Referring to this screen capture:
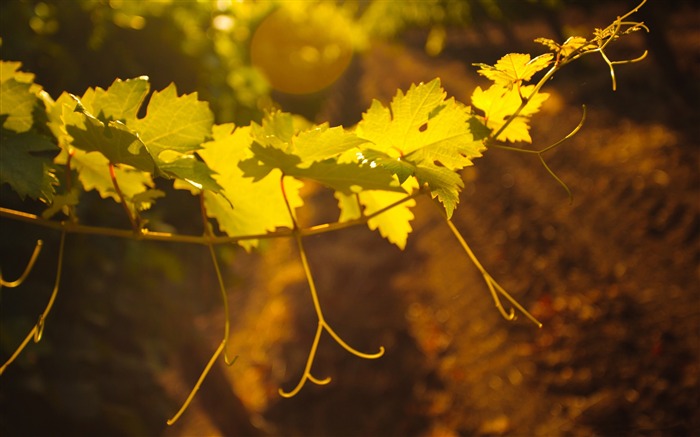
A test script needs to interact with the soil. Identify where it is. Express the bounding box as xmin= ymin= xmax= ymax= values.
xmin=165 ymin=2 xmax=700 ymax=436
